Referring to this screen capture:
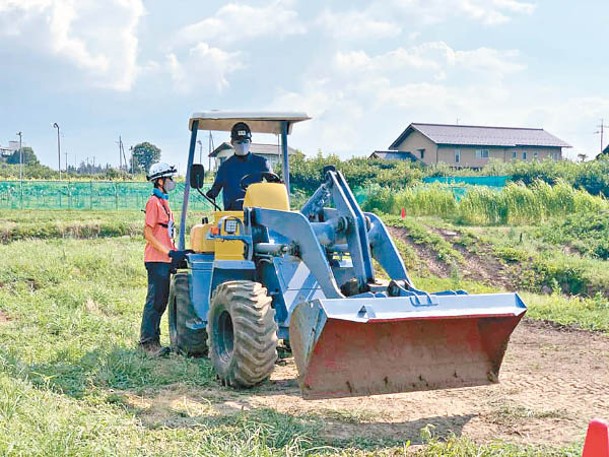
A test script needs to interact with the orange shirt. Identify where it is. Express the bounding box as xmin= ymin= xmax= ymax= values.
xmin=144 ymin=195 xmax=176 ymax=263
